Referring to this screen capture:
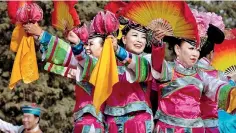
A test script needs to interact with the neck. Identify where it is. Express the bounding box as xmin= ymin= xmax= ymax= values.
xmin=175 ymin=59 xmax=191 ymax=69
xmin=25 ymin=124 xmax=40 ymax=132
xmin=201 ymin=57 xmax=211 ymax=65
